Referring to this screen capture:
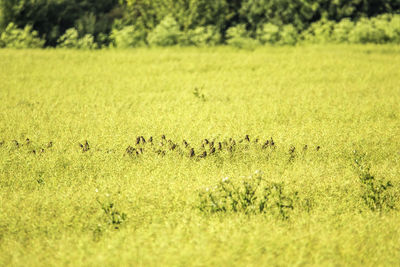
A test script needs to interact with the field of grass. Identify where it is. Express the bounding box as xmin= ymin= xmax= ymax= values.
xmin=0 ymin=45 xmax=400 ymax=266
